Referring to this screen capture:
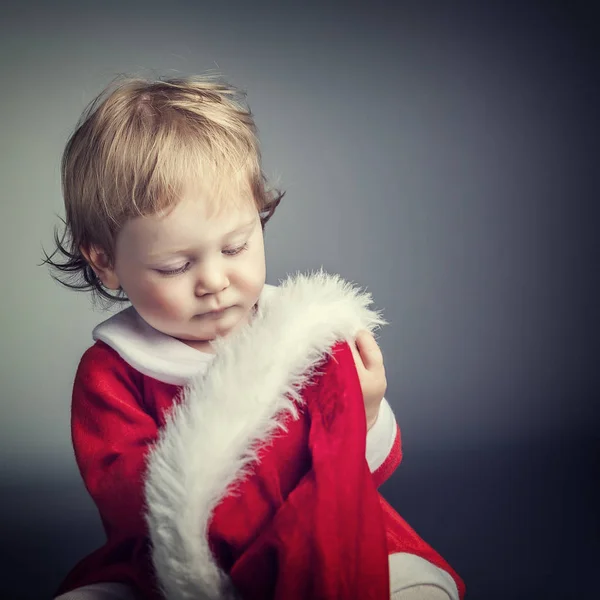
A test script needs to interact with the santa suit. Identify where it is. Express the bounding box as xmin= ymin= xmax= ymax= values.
xmin=55 ymin=272 xmax=464 ymax=600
